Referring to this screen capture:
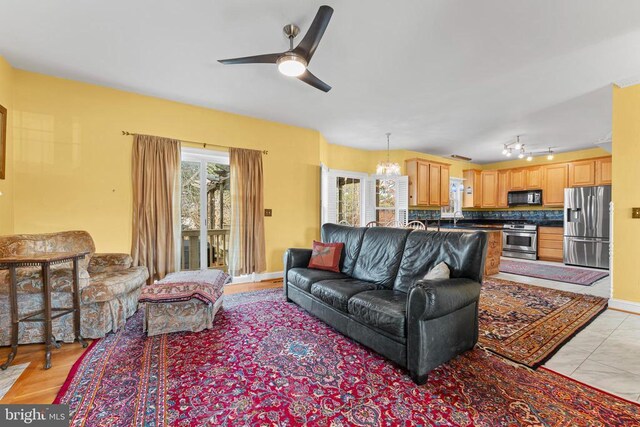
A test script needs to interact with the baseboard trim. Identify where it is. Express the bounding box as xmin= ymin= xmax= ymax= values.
xmin=230 ymin=271 xmax=283 ymax=284
xmin=608 ymin=298 xmax=640 ymax=315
